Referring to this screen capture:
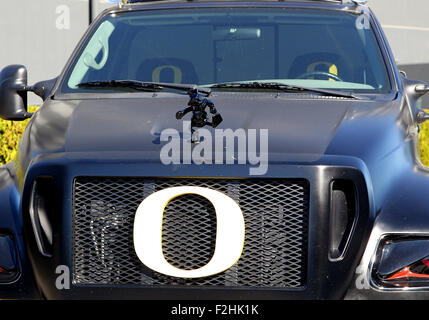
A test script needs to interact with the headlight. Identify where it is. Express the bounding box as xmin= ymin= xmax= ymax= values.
xmin=372 ymin=238 xmax=429 ymax=289
xmin=0 ymin=234 xmax=18 ymax=281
